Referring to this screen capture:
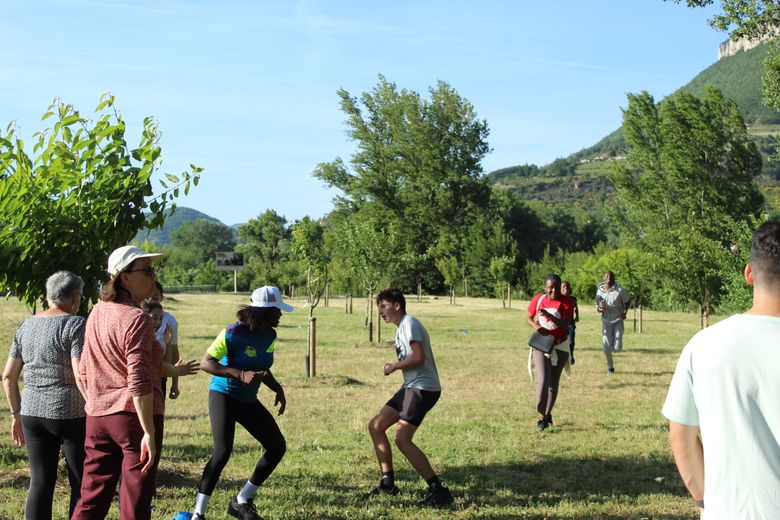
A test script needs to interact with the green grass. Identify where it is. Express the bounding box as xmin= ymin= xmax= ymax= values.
xmin=0 ymin=294 xmax=705 ymax=519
